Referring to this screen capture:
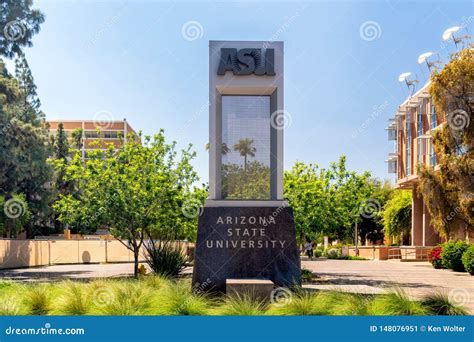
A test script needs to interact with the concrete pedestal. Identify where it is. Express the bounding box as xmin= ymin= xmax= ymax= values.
xmin=192 ymin=206 xmax=301 ymax=293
